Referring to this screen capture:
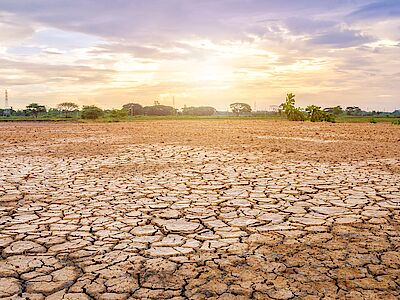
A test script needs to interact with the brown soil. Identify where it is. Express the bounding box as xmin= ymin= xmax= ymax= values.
xmin=0 ymin=121 xmax=399 ymax=299
xmin=0 ymin=120 xmax=399 ymax=163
